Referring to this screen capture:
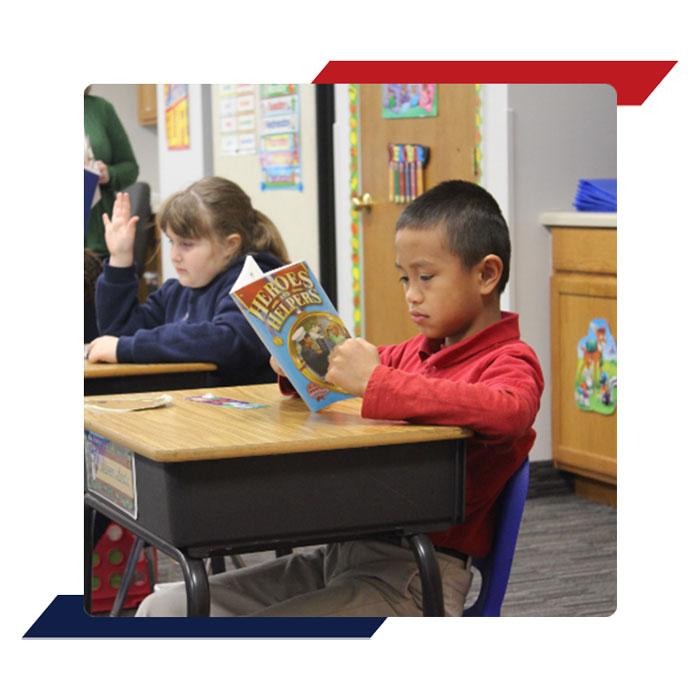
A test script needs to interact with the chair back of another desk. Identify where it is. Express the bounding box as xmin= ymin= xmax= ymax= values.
xmin=463 ymin=457 xmax=530 ymax=617
xmin=125 ymin=182 xmax=153 ymax=276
